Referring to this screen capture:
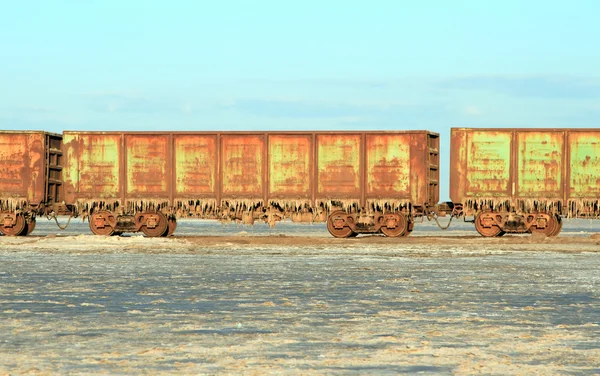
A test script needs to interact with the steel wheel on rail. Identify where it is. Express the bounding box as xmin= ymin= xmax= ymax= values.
xmin=400 ymin=220 xmax=414 ymax=237
xmin=551 ymin=215 xmax=563 ymax=236
xmin=474 ymin=211 xmax=504 ymax=237
xmin=0 ymin=212 xmax=27 ymax=236
xmin=24 ymin=218 xmax=36 ymax=235
xmin=531 ymin=213 xmax=560 ymax=237
xmin=380 ymin=213 xmax=407 ymax=237
xmin=89 ymin=210 xmax=117 ymax=236
xmin=141 ymin=212 xmax=169 ymax=237
xmin=163 ymin=217 xmax=177 ymax=237
xmin=327 ymin=210 xmax=355 ymax=238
